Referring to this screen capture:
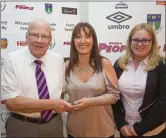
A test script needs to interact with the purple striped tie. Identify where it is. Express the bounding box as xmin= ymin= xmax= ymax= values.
xmin=34 ymin=60 xmax=52 ymax=121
